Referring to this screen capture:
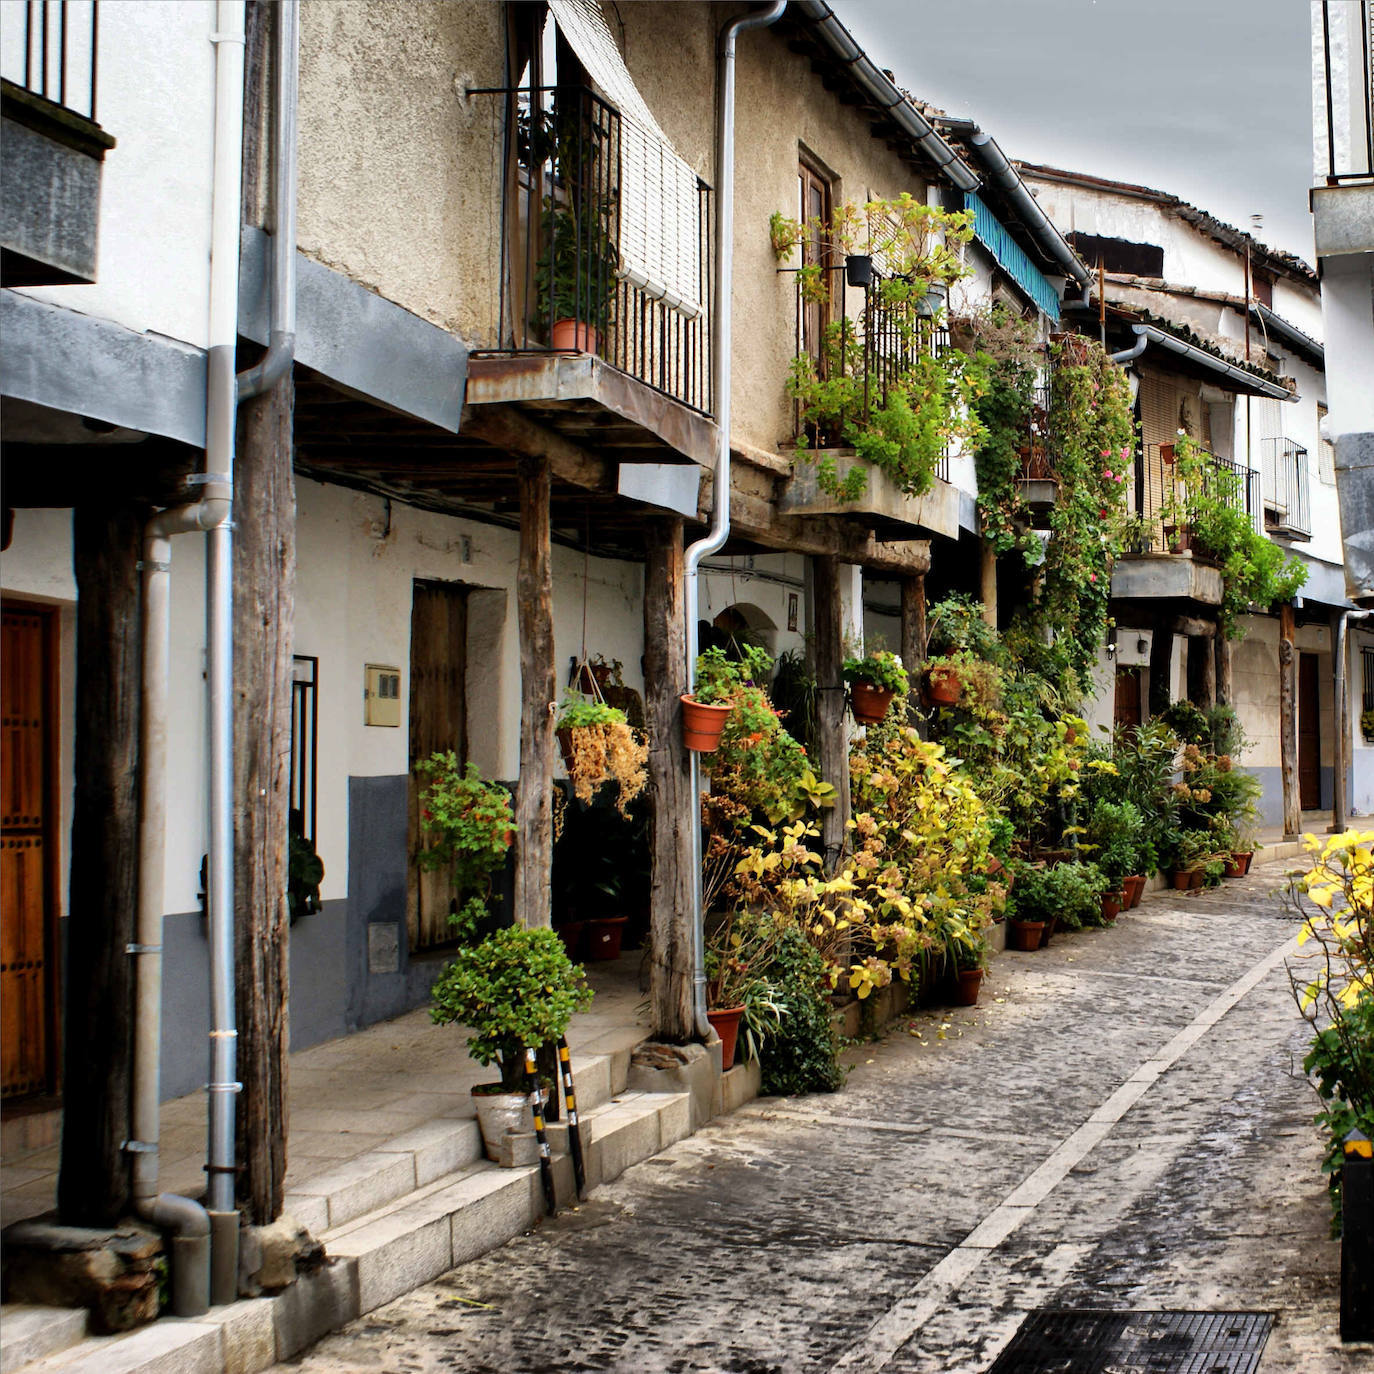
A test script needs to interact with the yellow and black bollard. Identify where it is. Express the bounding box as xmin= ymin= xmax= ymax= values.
xmin=525 ymin=1045 xmax=557 ymax=1216
xmin=557 ymin=1037 xmax=586 ymax=1198
xmin=1342 ymin=1128 xmax=1373 ymax=1342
